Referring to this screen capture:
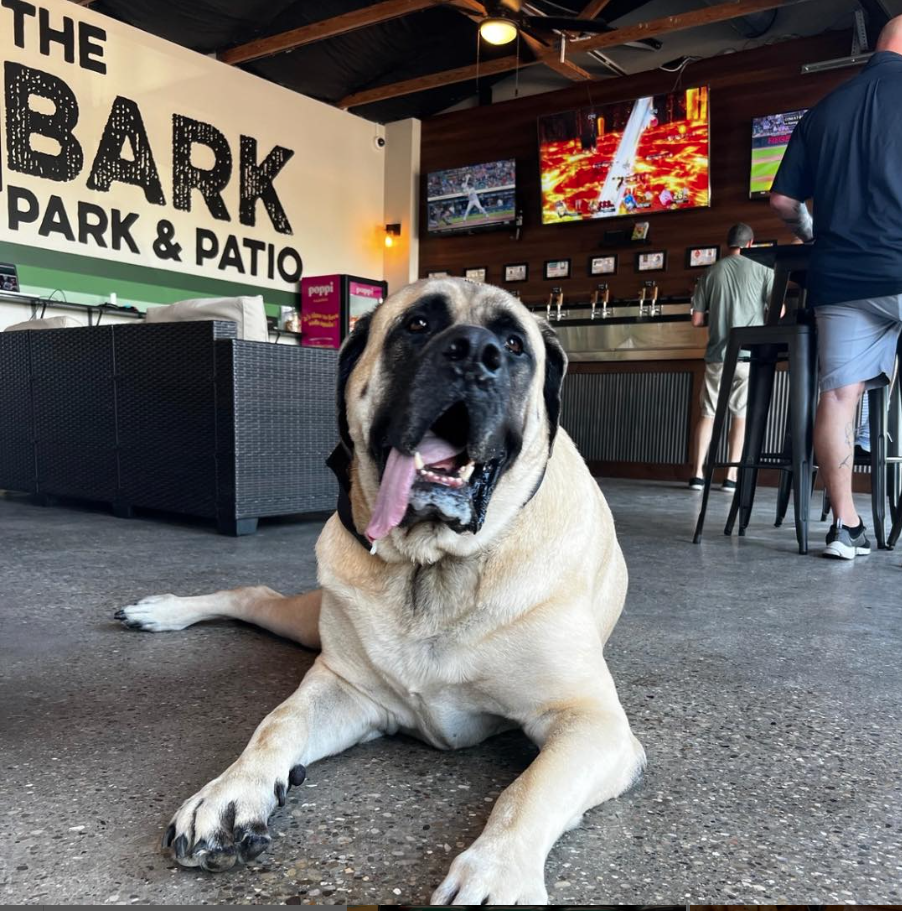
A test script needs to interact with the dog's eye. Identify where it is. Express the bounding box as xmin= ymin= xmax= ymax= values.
xmin=505 ymin=335 xmax=524 ymax=355
xmin=407 ymin=317 xmax=429 ymax=333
